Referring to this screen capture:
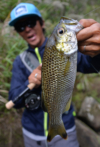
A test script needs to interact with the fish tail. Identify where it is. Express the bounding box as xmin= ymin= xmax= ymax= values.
xmin=47 ymin=122 xmax=67 ymax=142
